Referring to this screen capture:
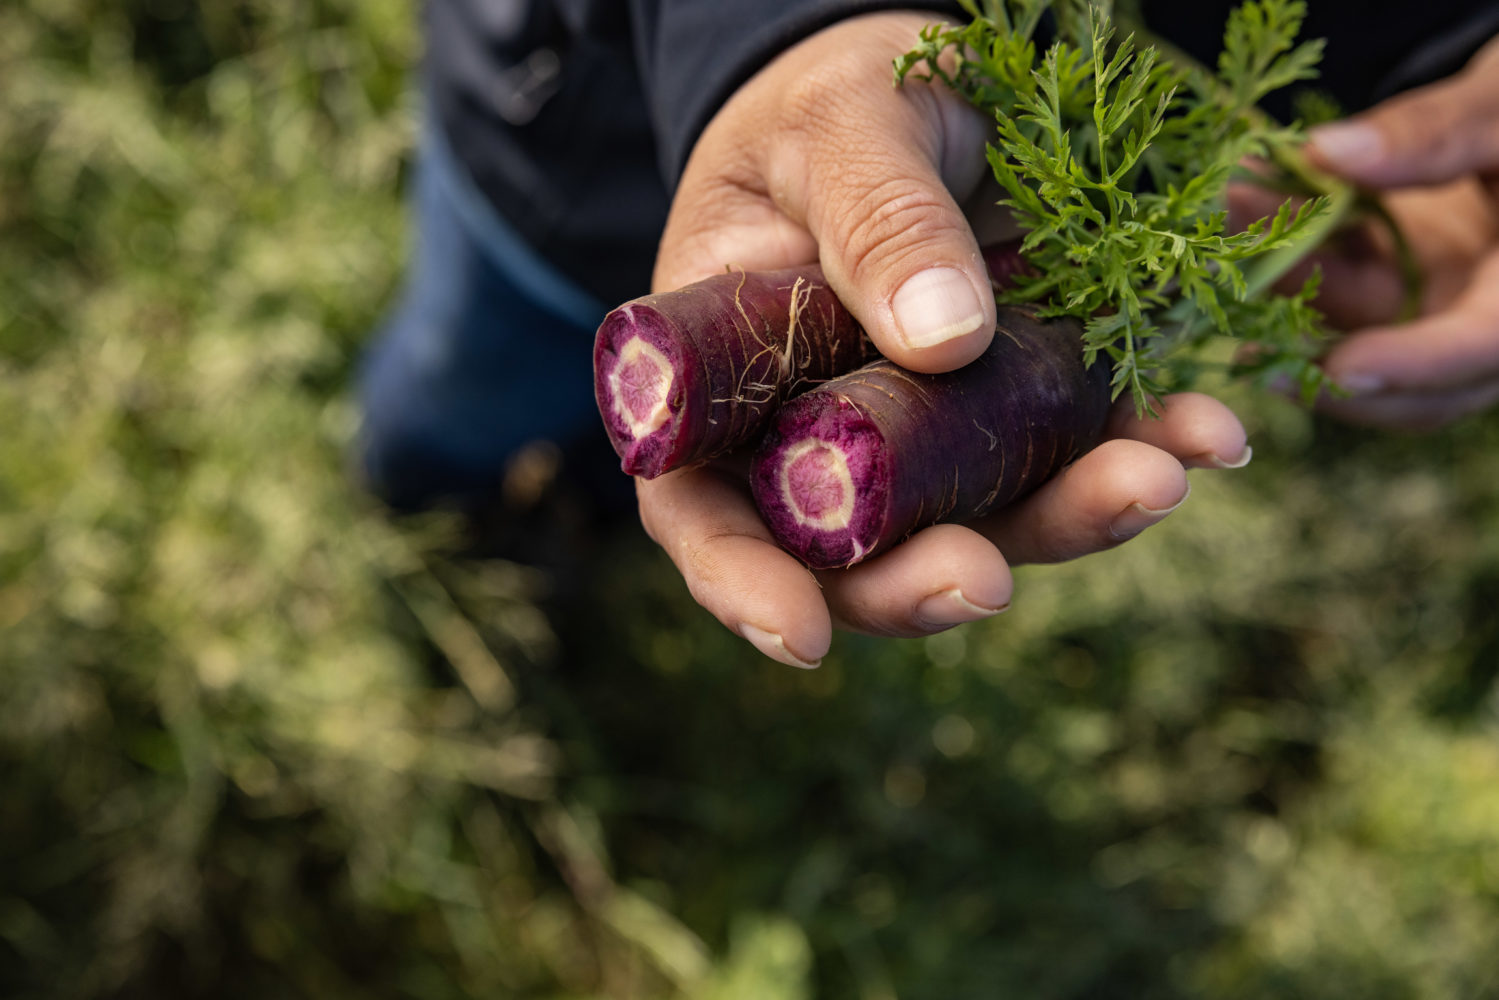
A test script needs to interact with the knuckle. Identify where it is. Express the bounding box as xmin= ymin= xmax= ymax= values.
xmin=774 ymin=57 xmax=853 ymax=134
xmin=831 ymin=174 xmax=966 ymax=283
